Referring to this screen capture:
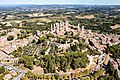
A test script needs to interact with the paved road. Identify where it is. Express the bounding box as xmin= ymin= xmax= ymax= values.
xmin=0 ymin=63 xmax=27 ymax=80
xmin=92 ymin=53 xmax=106 ymax=72
xmin=13 ymin=72 xmax=26 ymax=80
